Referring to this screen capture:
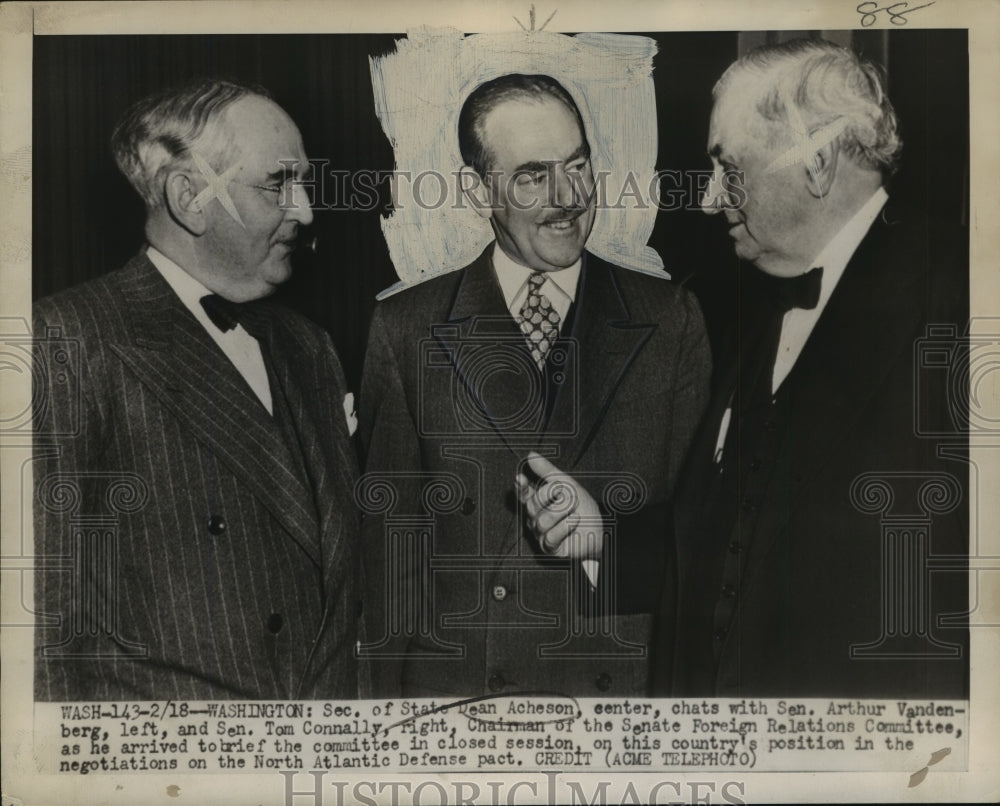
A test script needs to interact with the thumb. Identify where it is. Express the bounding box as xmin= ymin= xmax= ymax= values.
xmin=525 ymin=451 xmax=561 ymax=480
